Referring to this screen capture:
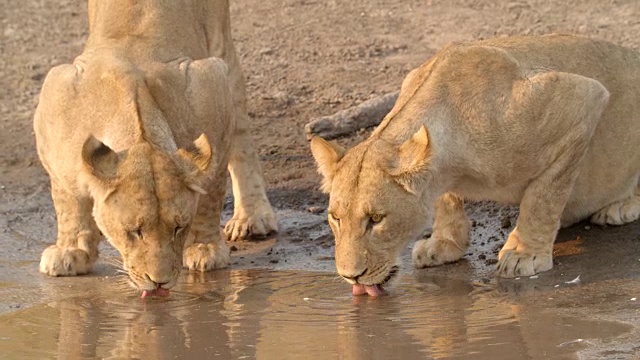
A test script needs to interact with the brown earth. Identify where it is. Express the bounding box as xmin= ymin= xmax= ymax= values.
xmin=3 ymin=0 xmax=640 ymax=208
